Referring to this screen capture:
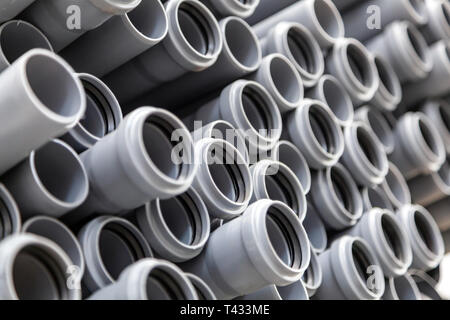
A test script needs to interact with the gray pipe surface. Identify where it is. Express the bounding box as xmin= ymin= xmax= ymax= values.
xmin=0 ymin=0 xmax=35 ymax=23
